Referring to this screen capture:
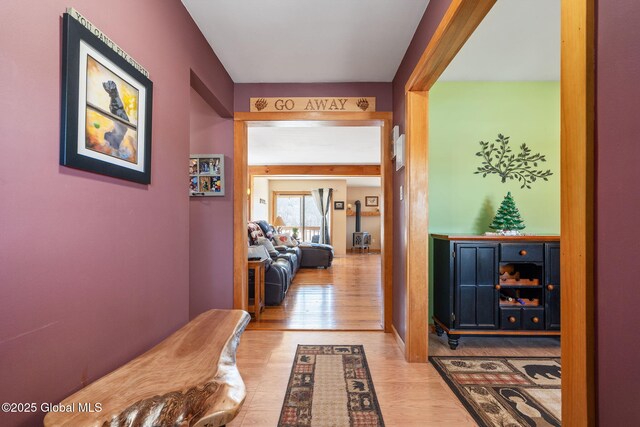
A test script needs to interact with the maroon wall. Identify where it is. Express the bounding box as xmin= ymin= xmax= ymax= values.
xmin=0 ymin=1 xmax=233 ymax=425
xmin=391 ymin=1 xmax=453 ymax=340
xmin=234 ymin=82 xmax=393 ymax=112
xmin=189 ymin=88 xmax=234 ymax=318
xmin=595 ymin=0 xmax=640 ymax=424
